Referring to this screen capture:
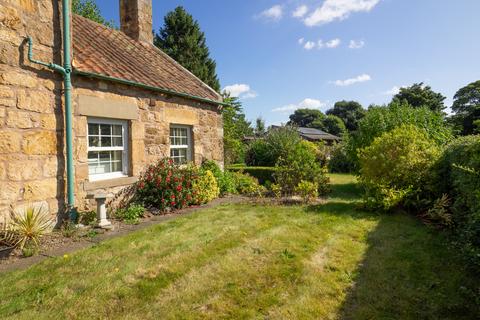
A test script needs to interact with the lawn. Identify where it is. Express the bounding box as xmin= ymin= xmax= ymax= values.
xmin=0 ymin=174 xmax=478 ymax=319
